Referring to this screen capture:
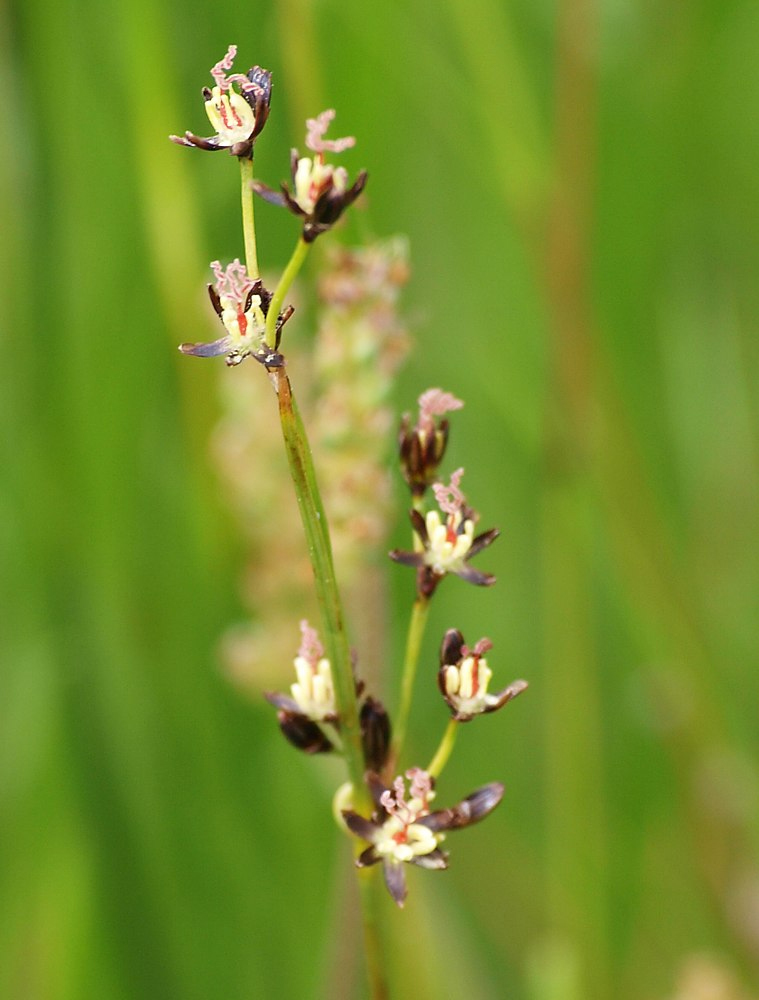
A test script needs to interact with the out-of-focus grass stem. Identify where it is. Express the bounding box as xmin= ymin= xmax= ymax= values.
xmin=541 ymin=0 xmax=607 ymax=994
